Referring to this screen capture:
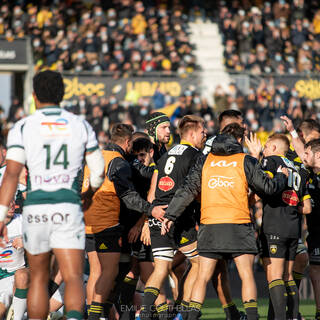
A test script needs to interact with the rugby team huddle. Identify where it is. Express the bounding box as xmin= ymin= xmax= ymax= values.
xmin=0 ymin=70 xmax=319 ymax=320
